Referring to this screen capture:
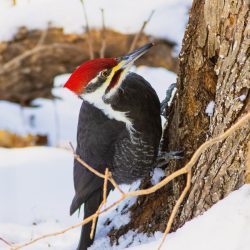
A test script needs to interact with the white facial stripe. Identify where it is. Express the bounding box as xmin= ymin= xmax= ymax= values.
xmin=80 ymin=70 xmax=133 ymax=130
